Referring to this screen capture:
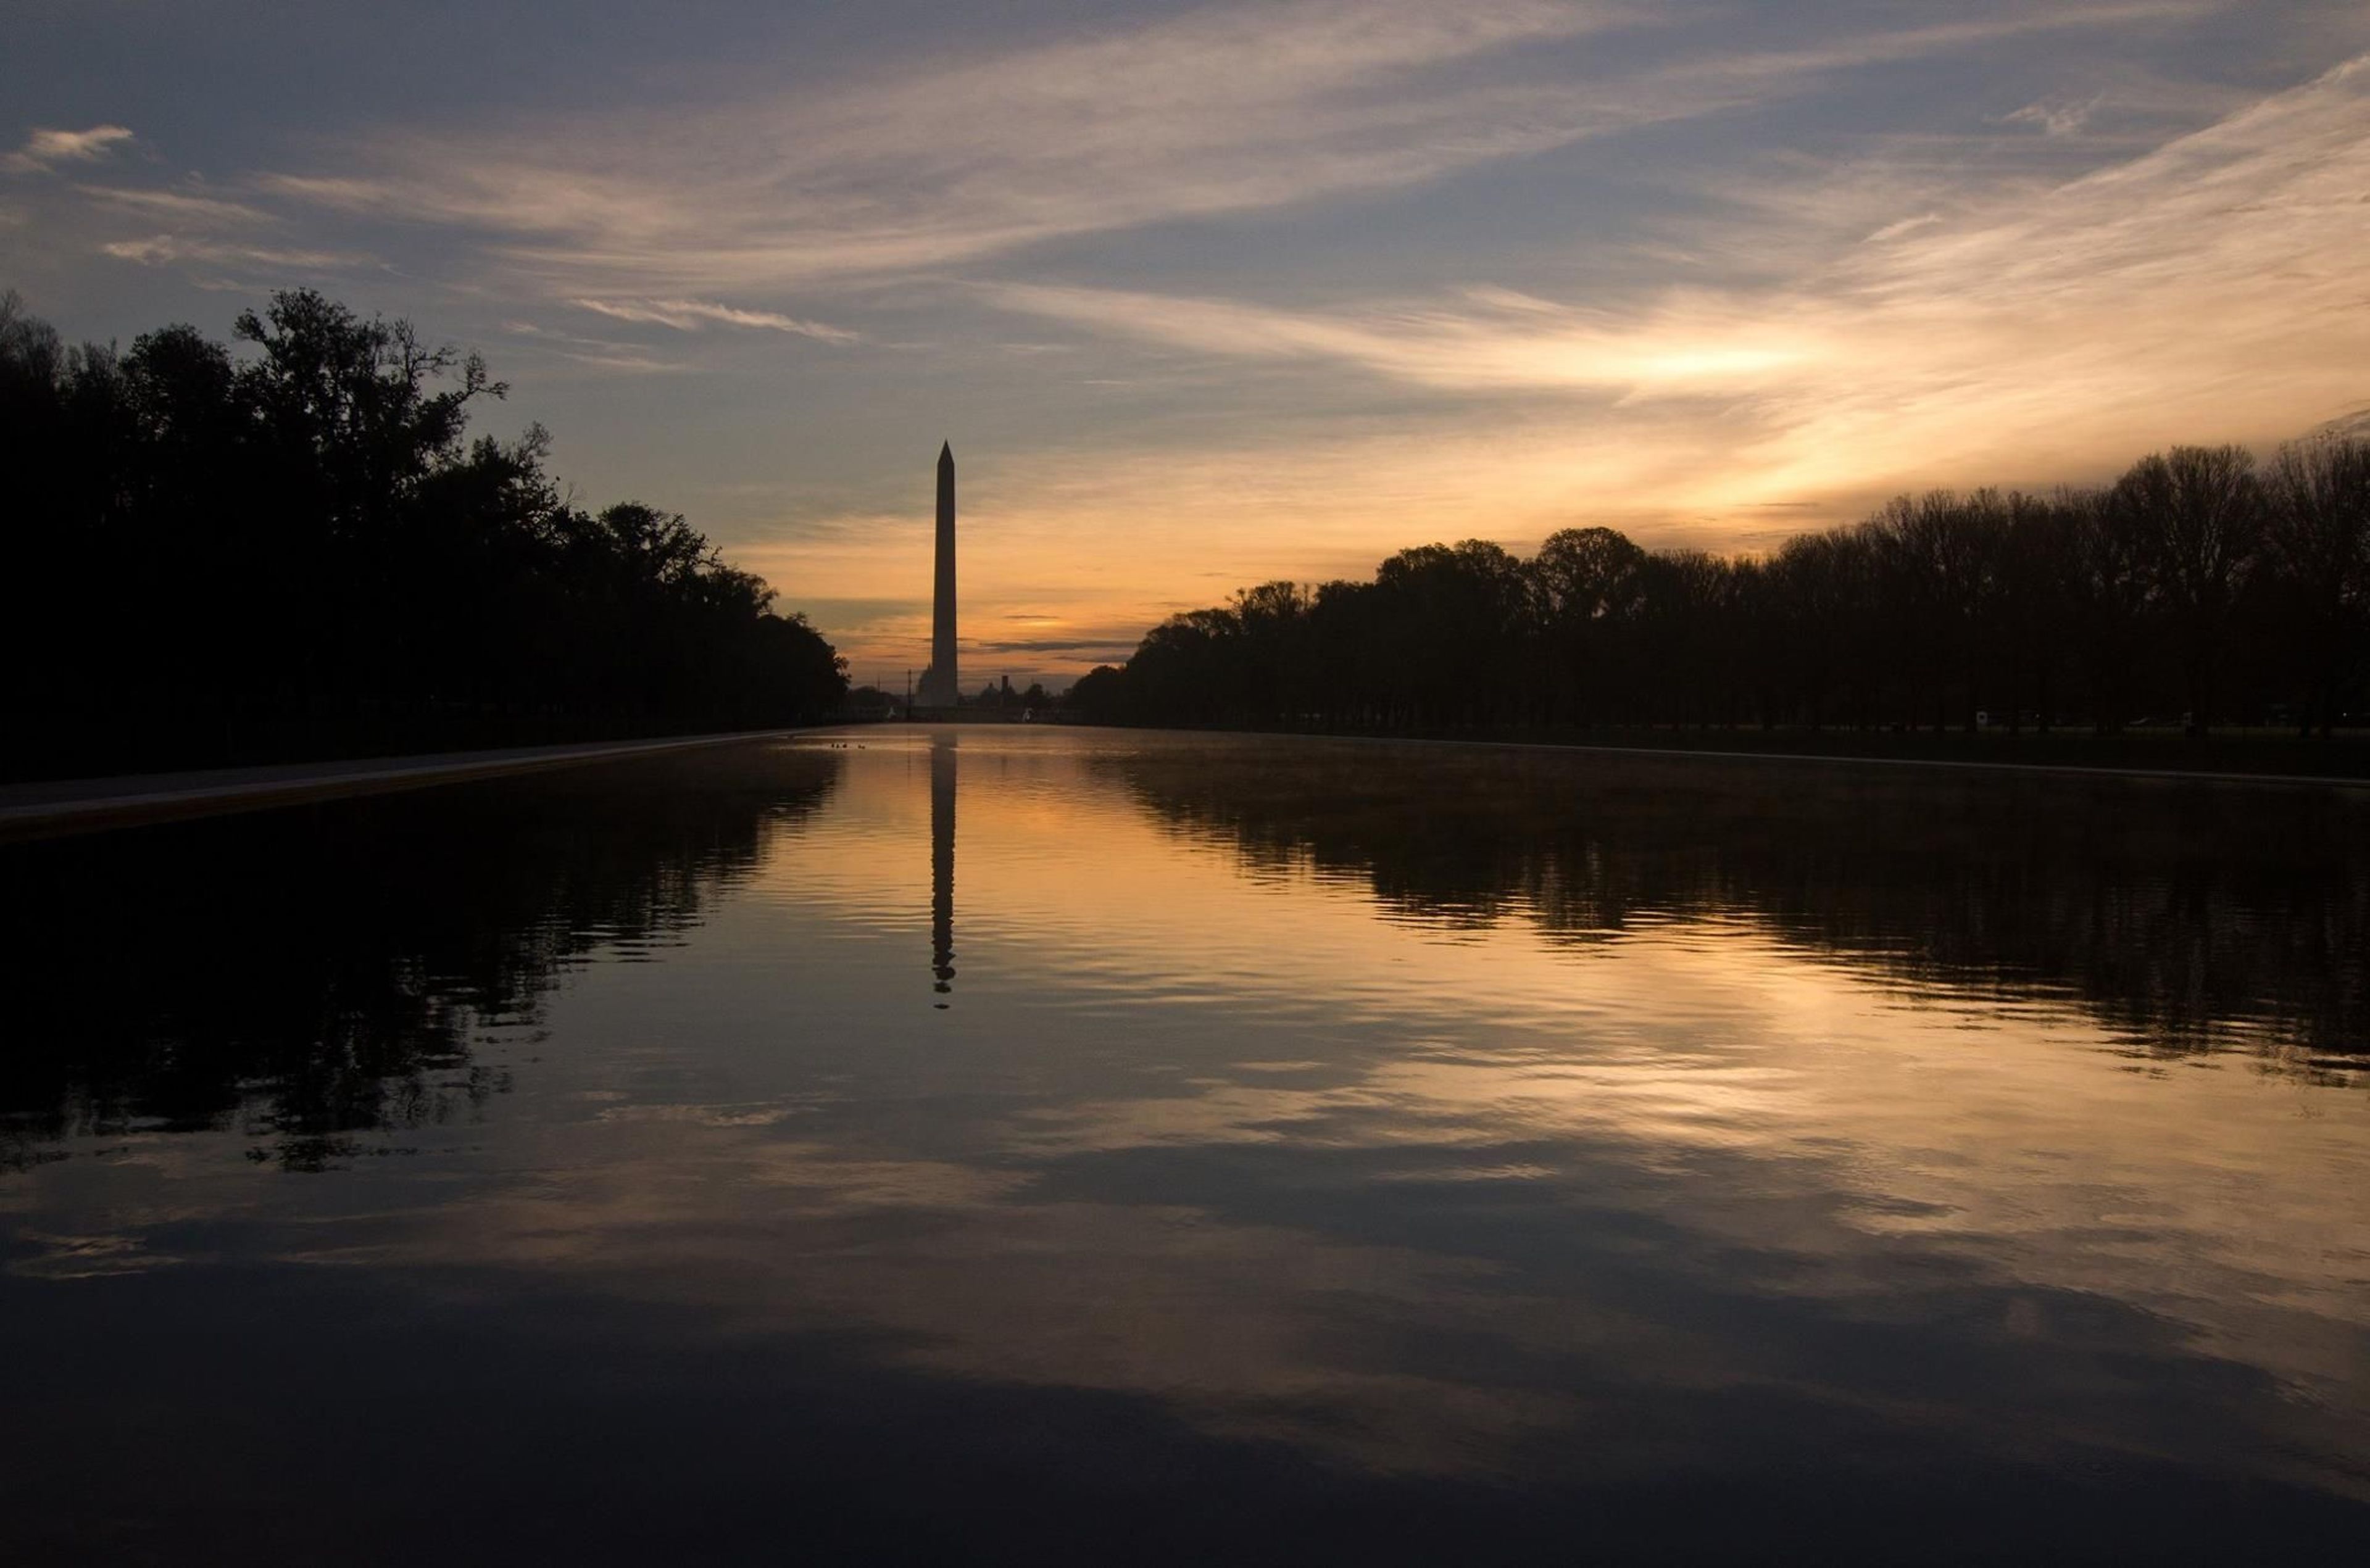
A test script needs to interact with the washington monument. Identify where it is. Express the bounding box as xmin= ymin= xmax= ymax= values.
xmin=917 ymin=441 xmax=958 ymax=707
